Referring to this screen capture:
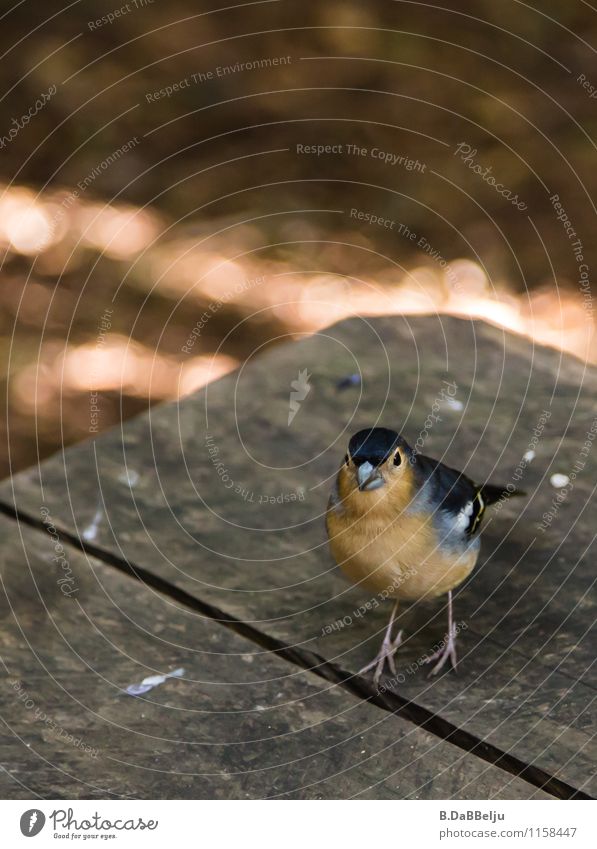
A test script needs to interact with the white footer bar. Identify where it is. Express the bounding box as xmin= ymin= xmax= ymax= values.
xmin=0 ymin=799 xmax=594 ymax=848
